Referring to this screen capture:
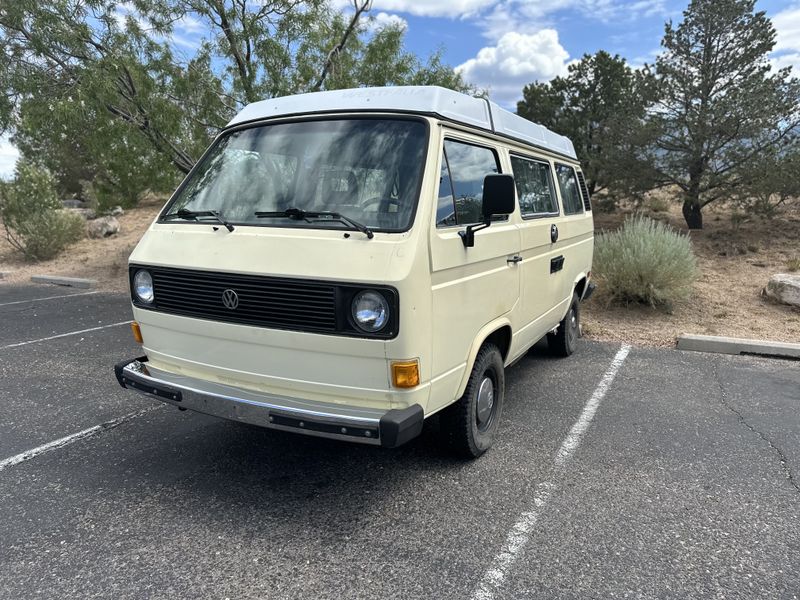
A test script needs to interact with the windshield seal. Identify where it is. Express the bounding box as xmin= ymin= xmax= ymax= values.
xmin=158 ymin=114 xmax=430 ymax=234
